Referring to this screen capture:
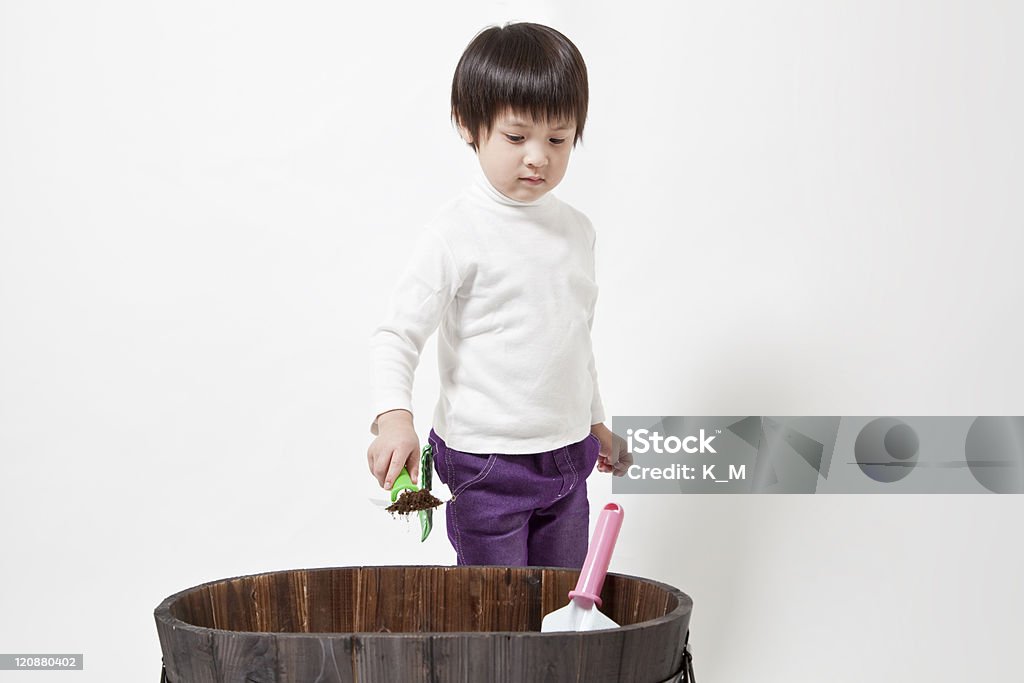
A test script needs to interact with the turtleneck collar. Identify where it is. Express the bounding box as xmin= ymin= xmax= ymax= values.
xmin=471 ymin=164 xmax=554 ymax=208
